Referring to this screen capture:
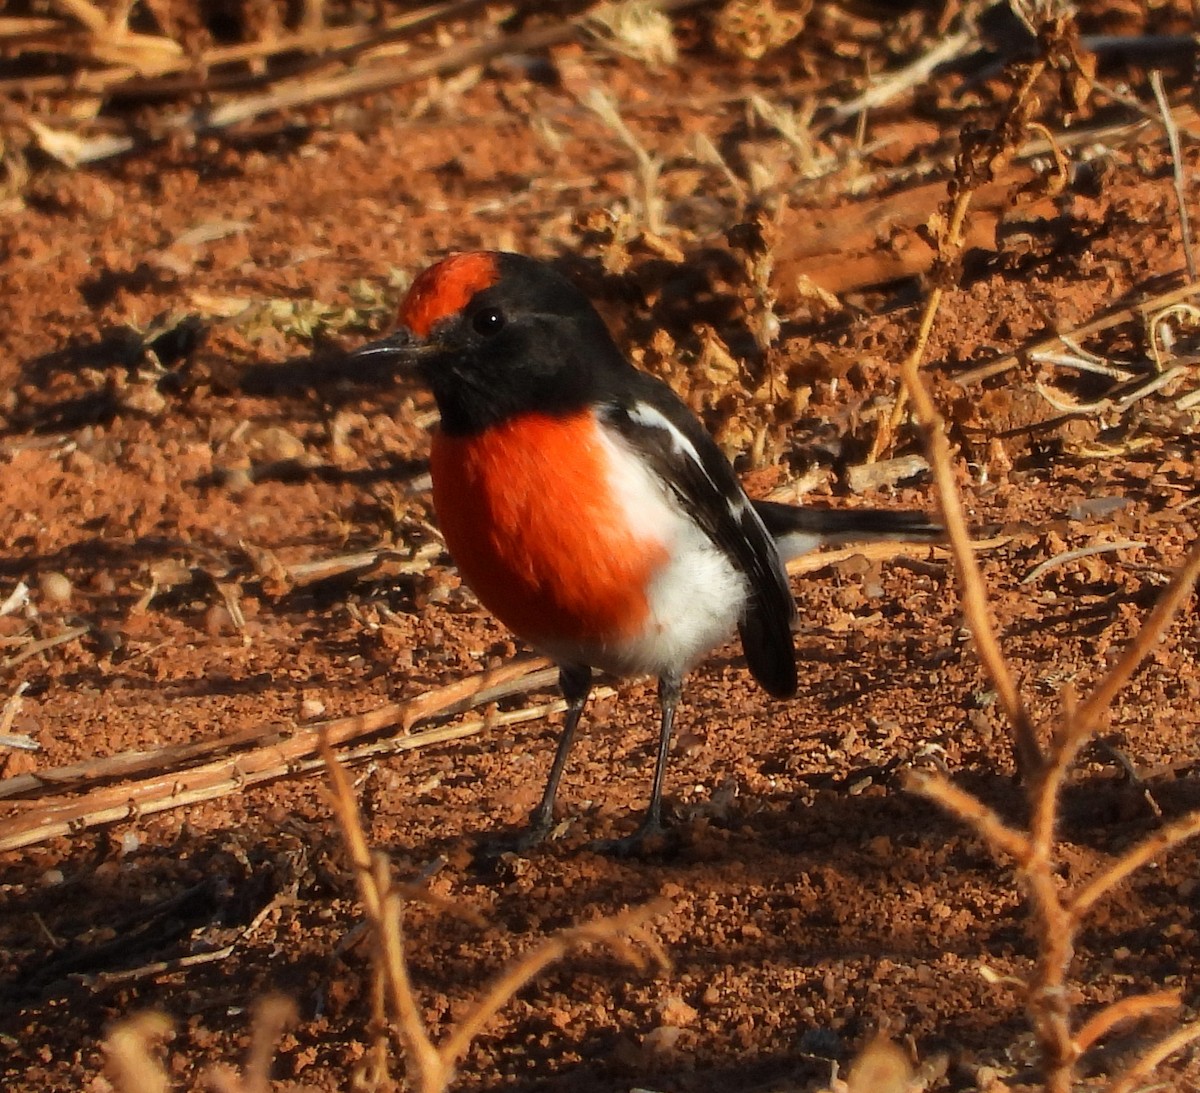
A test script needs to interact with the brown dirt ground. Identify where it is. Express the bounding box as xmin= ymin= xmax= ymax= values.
xmin=3 ymin=3 xmax=1200 ymax=1091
